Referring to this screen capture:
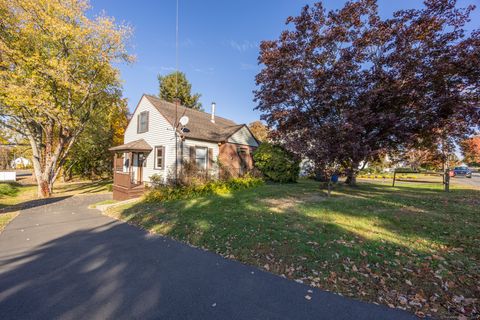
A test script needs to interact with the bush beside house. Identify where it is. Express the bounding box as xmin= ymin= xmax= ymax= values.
xmin=146 ymin=176 xmax=264 ymax=202
xmin=146 ymin=159 xmax=264 ymax=202
xmin=253 ymin=143 xmax=300 ymax=182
